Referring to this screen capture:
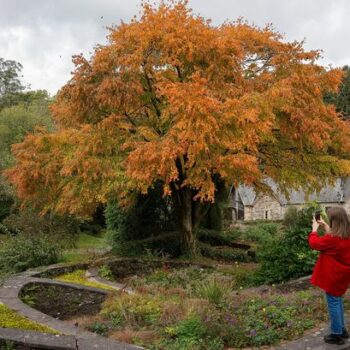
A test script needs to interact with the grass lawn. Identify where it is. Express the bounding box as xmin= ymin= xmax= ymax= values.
xmin=61 ymin=231 xmax=110 ymax=263
xmin=77 ymin=232 xmax=109 ymax=249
